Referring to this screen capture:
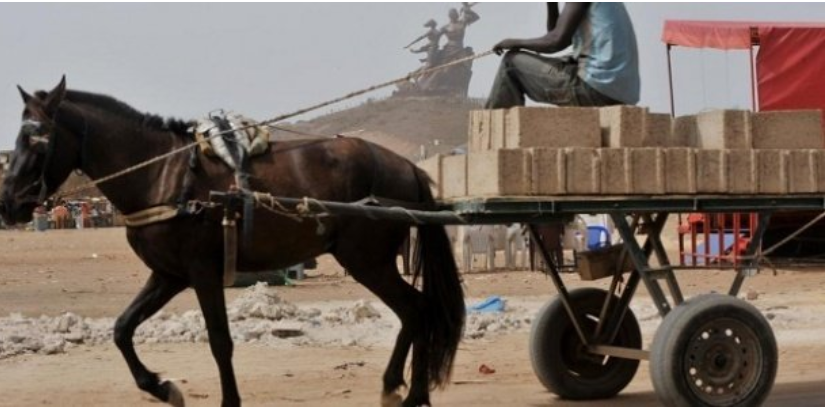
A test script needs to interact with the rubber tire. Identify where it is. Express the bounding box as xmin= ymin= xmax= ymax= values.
xmin=530 ymin=288 xmax=641 ymax=400
xmin=649 ymin=294 xmax=778 ymax=406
